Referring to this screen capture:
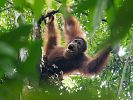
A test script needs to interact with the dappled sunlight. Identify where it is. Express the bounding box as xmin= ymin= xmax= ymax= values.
xmin=118 ymin=47 xmax=126 ymax=57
